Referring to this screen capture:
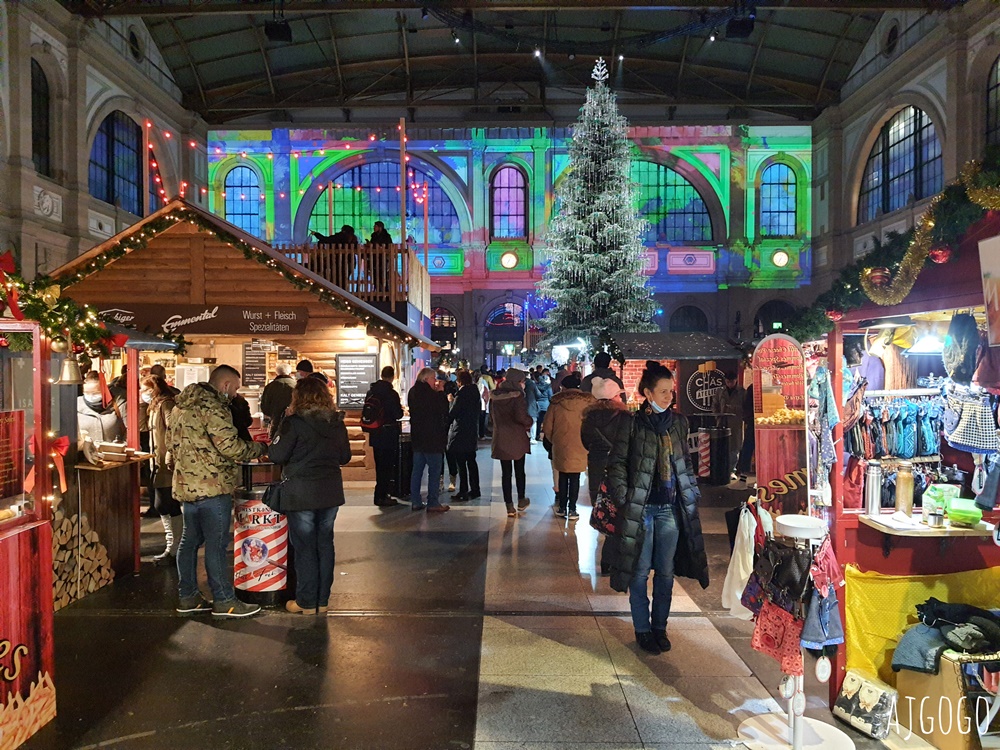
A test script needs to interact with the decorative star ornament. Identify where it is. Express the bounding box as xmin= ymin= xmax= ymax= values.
xmin=592 ymin=57 xmax=609 ymax=83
